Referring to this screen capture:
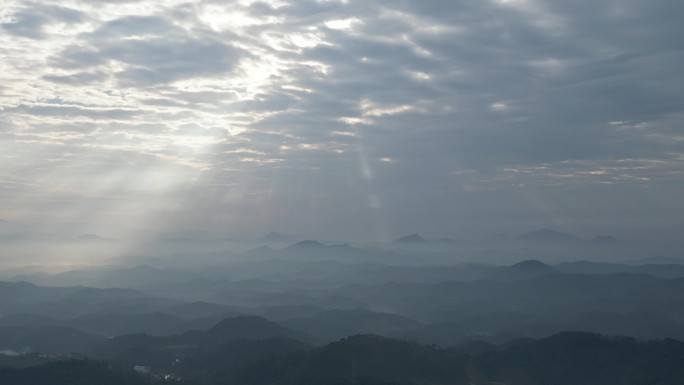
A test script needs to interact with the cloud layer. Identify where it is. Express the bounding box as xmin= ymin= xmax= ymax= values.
xmin=1 ymin=0 xmax=683 ymax=242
